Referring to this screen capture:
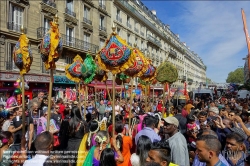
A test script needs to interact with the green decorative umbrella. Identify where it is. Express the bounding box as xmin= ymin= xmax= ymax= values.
xmin=81 ymin=53 xmax=97 ymax=84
